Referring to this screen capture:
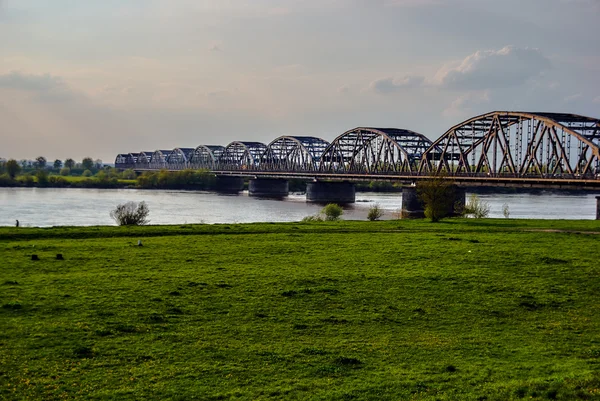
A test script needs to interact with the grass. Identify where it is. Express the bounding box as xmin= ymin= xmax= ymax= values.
xmin=1 ymin=219 xmax=600 ymax=400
